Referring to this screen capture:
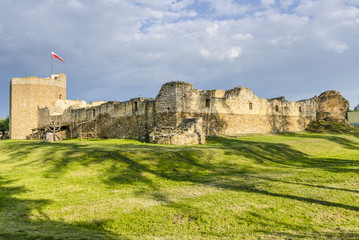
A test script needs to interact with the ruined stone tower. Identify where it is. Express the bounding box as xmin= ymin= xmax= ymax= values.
xmin=9 ymin=73 xmax=66 ymax=139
